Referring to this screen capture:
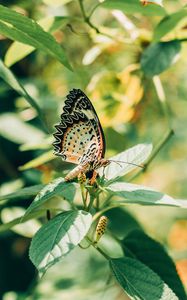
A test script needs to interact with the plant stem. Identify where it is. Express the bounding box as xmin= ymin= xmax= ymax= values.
xmin=86 ymin=236 xmax=110 ymax=260
xmin=78 ymin=0 xmax=100 ymax=33
xmin=144 ymin=128 xmax=174 ymax=169
xmin=129 ymin=128 xmax=174 ymax=181
xmin=88 ymin=2 xmax=100 ymax=19
xmin=96 ymin=194 xmax=100 ymax=210
xmin=129 ymin=76 xmax=174 ymax=181
xmin=80 ymin=183 xmax=87 ymax=209
xmin=94 ymin=244 xmax=110 ymax=260
xmin=86 ymin=193 xmax=95 ymax=211
xmin=153 ymin=76 xmax=172 ymax=130
xmin=46 ymin=209 xmax=51 ymax=221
